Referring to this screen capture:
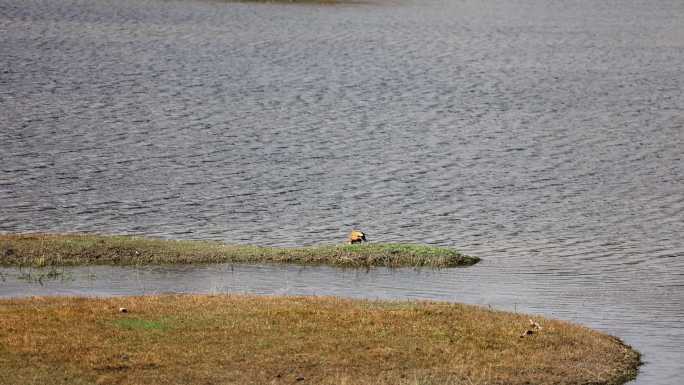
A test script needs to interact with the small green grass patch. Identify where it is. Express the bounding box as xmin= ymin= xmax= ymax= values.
xmin=113 ymin=318 xmax=171 ymax=331
xmin=0 ymin=233 xmax=479 ymax=268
